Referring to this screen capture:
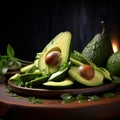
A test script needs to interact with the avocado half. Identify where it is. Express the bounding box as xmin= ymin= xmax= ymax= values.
xmin=68 ymin=66 xmax=104 ymax=86
xmin=38 ymin=31 xmax=72 ymax=76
